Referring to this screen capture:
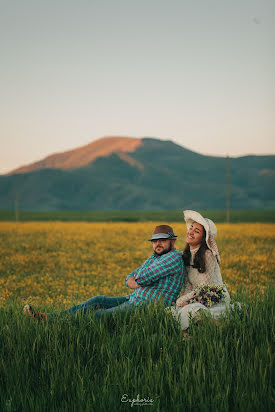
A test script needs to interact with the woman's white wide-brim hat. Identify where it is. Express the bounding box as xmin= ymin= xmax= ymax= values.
xmin=183 ymin=210 xmax=220 ymax=262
